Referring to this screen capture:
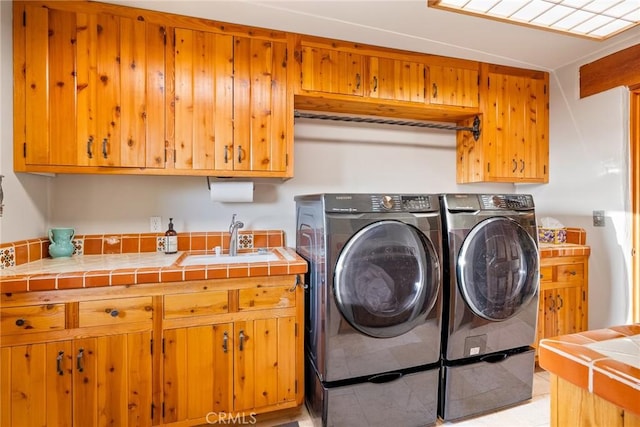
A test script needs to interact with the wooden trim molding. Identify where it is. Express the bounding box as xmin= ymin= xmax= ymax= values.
xmin=632 ymin=90 xmax=640 ymax=323
xmin=580 ymin=43 xmax=640 ymax=98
